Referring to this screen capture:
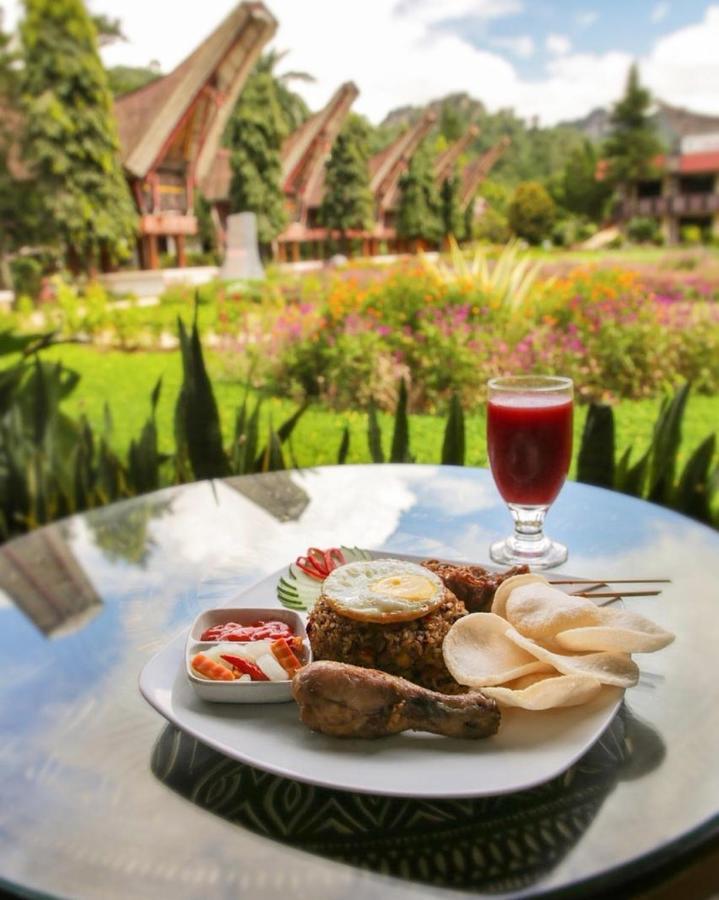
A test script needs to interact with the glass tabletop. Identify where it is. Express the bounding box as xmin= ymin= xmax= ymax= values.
xmin=0 ymin=465 xmax=717 ymax=899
